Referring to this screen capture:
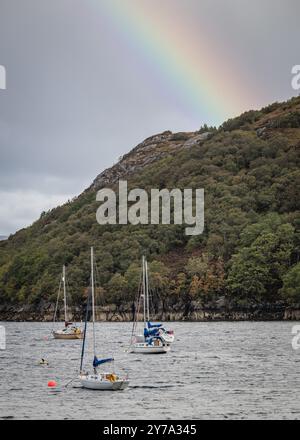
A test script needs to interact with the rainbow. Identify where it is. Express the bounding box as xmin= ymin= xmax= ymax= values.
xmin=93 ymin=0 xmax=258 ymax=126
